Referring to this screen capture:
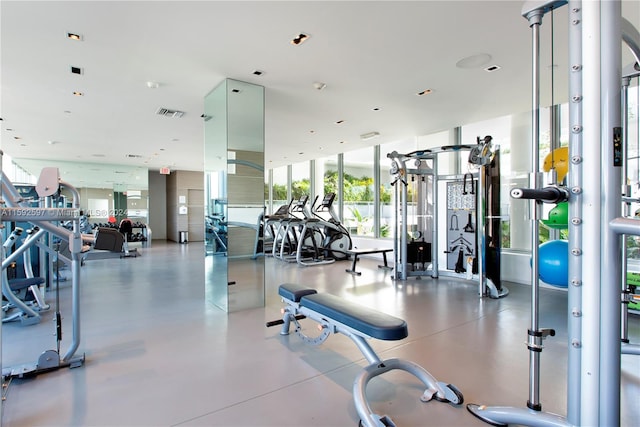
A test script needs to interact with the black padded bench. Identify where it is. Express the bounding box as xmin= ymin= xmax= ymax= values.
xmin=277 ymin=283 xmax=407 ymax=340
xmin=270 ymin=283 xmax=463 ymax=427
xmin=8 ymin=277 xmax=45 ymax=293
xmin=345 ymin=247 xmax=393 ymax=276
